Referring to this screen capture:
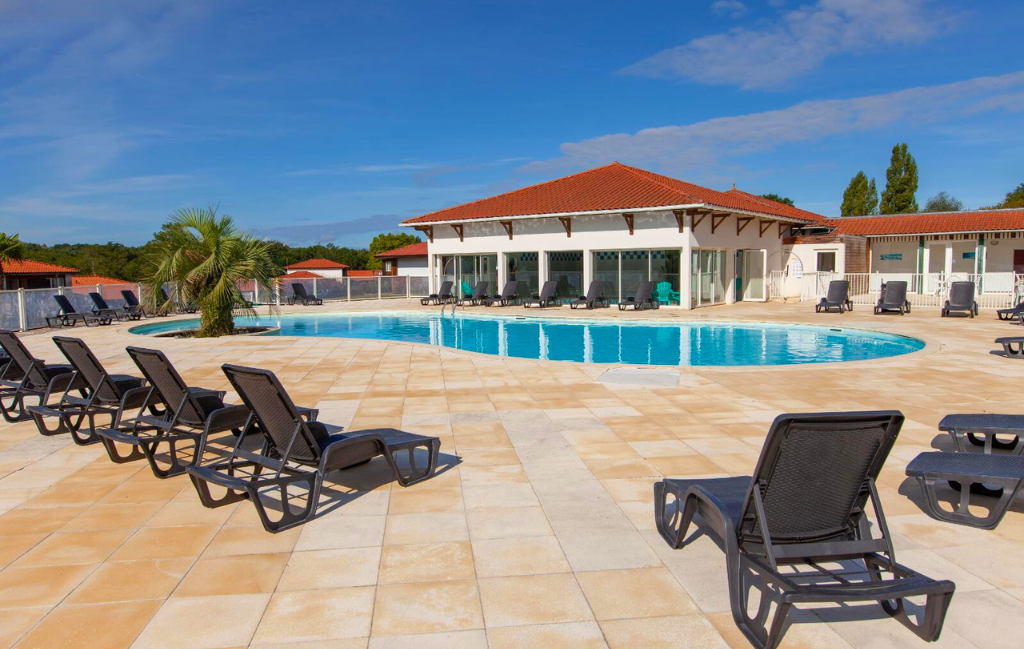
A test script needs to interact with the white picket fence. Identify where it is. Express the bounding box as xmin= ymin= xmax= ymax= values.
xmin=770 ymin=271 xmax=1024 ymax=309
xmin=0 ymin=276 xmax=432 ymax=332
